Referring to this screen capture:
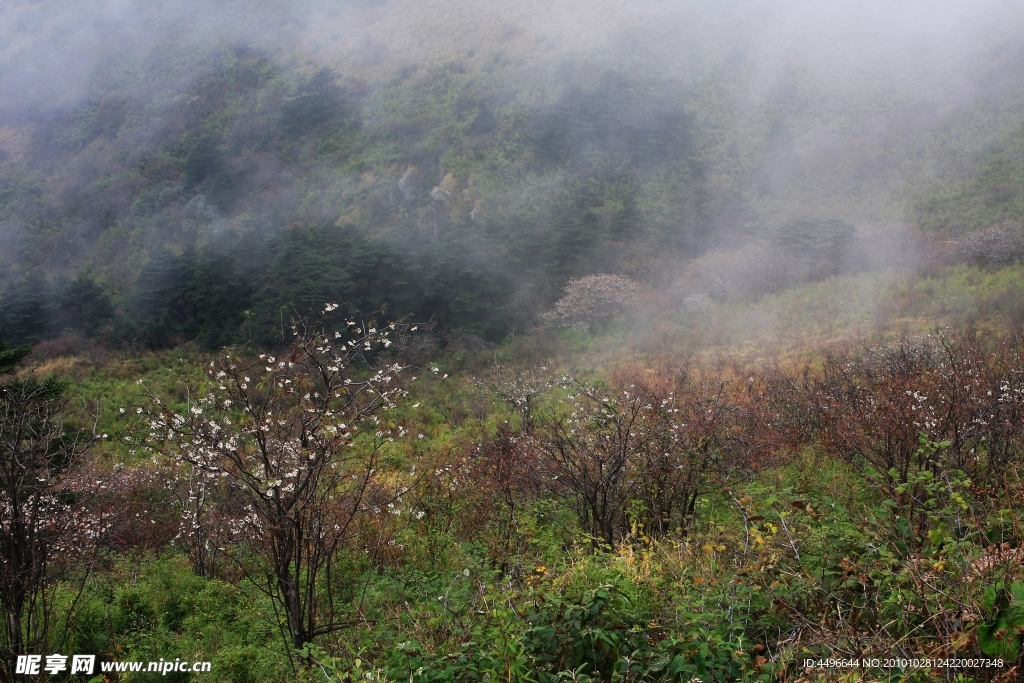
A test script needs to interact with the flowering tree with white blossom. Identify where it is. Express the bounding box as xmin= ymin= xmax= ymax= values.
xmin=0 ymin=374 xmax=103 ymax=676
xmin=541 ymin=274 xmax=641 ymax=333
xmin=139 ymin=306 xmax=417 ymax=660
xmin=475 ymin=362 xmax=552 ymax=435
